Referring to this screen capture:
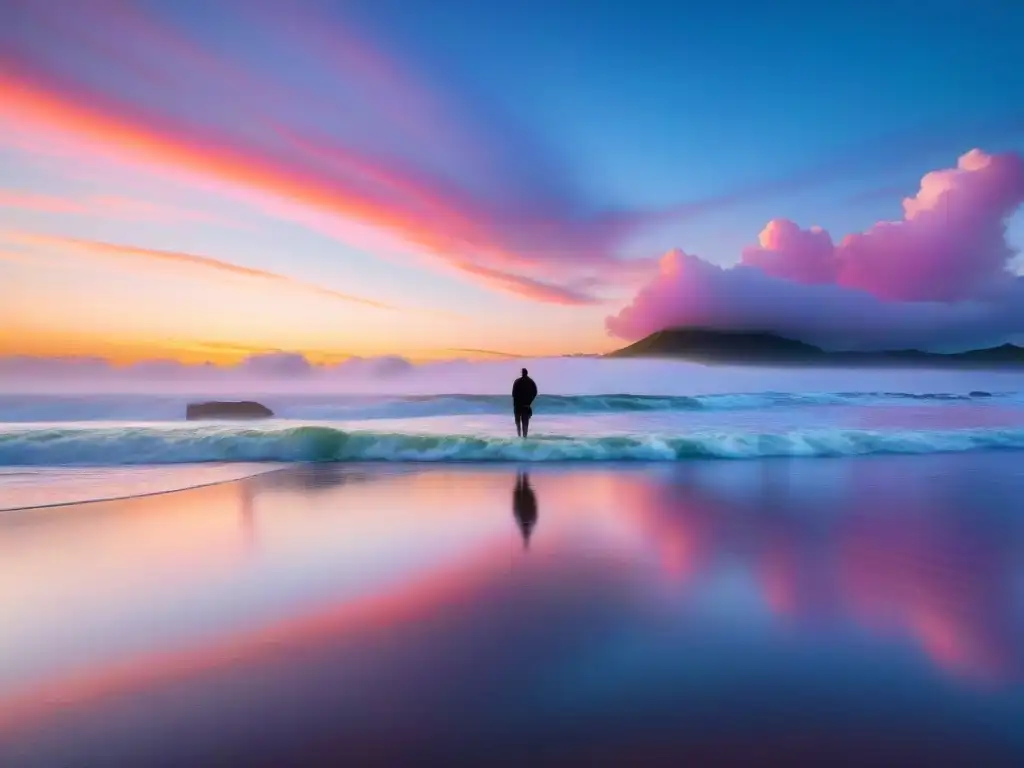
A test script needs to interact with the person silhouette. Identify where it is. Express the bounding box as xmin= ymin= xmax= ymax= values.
xmin=512 ymin=368 xmax=538 ymax=438
xmin=513 ymin=471 xmax=538 ymax=549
